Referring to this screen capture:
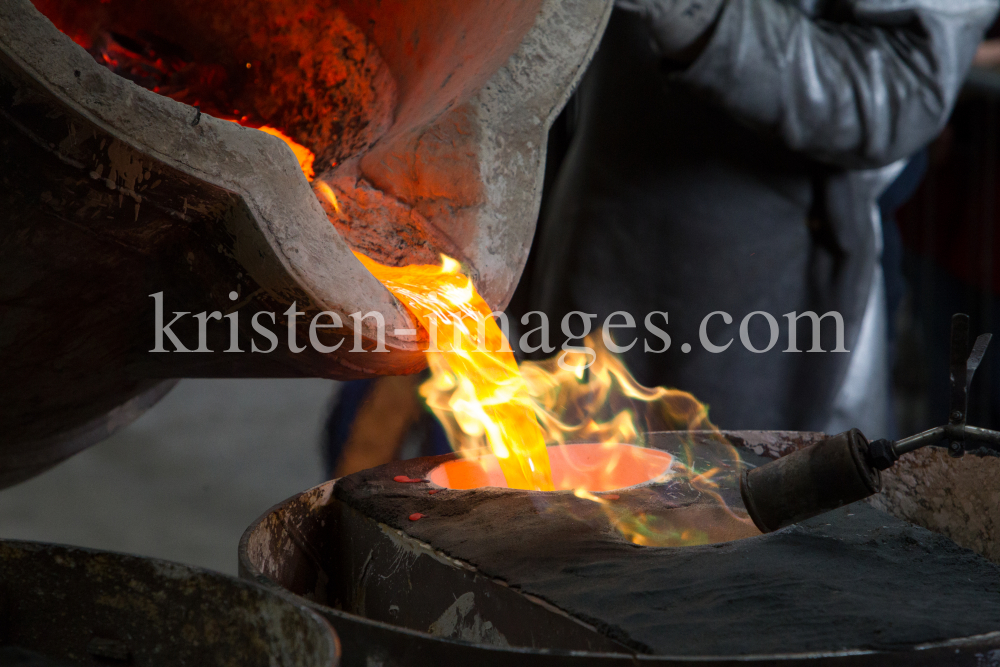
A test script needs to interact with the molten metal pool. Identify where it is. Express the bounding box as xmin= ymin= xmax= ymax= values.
xmin=427 ymin=443 xmax=675 ymax=492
